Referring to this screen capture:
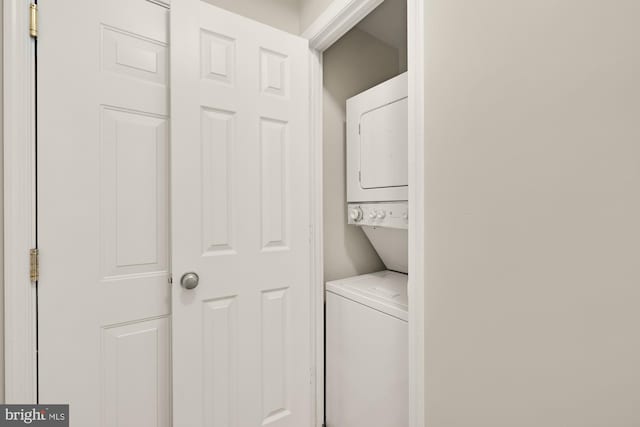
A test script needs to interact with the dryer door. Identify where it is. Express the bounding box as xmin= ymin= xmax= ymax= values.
xmin=360 ymin=97 xmax=408 ymax=189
